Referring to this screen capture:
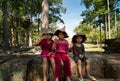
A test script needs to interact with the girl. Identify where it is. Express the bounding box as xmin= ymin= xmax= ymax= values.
xmin=71 ymin=33 xmax=96 ymax=81
xmin=52 ymin=27 xmax=72 ymax=81
xmin=35 ymin=29 xmax=55 ymax=81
